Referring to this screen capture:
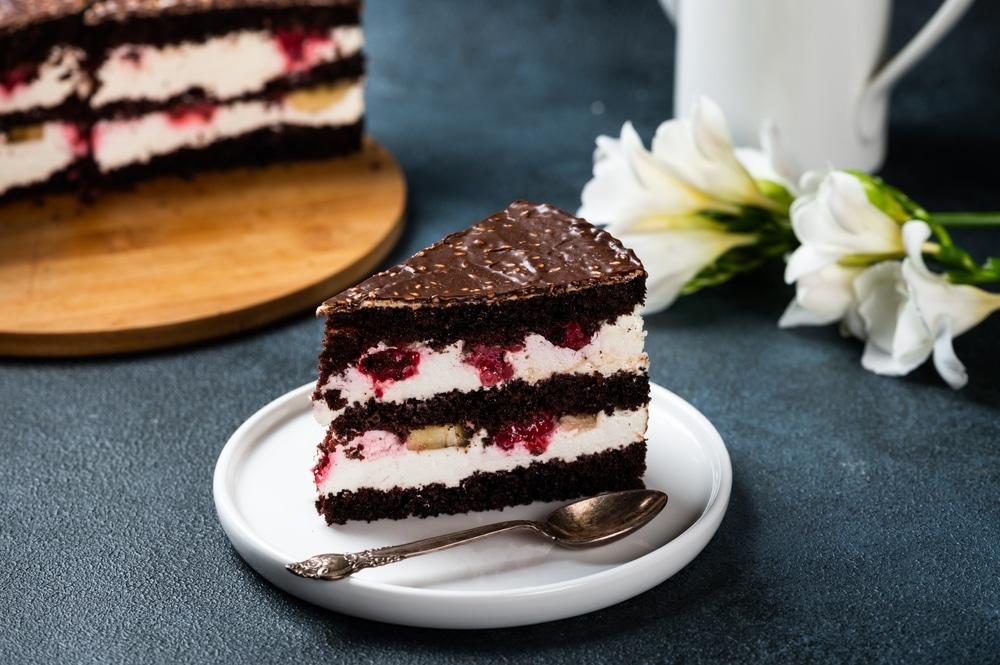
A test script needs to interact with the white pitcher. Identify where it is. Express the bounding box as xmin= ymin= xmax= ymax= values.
xmin=659 ymin=0 xmax=975 ymax=173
